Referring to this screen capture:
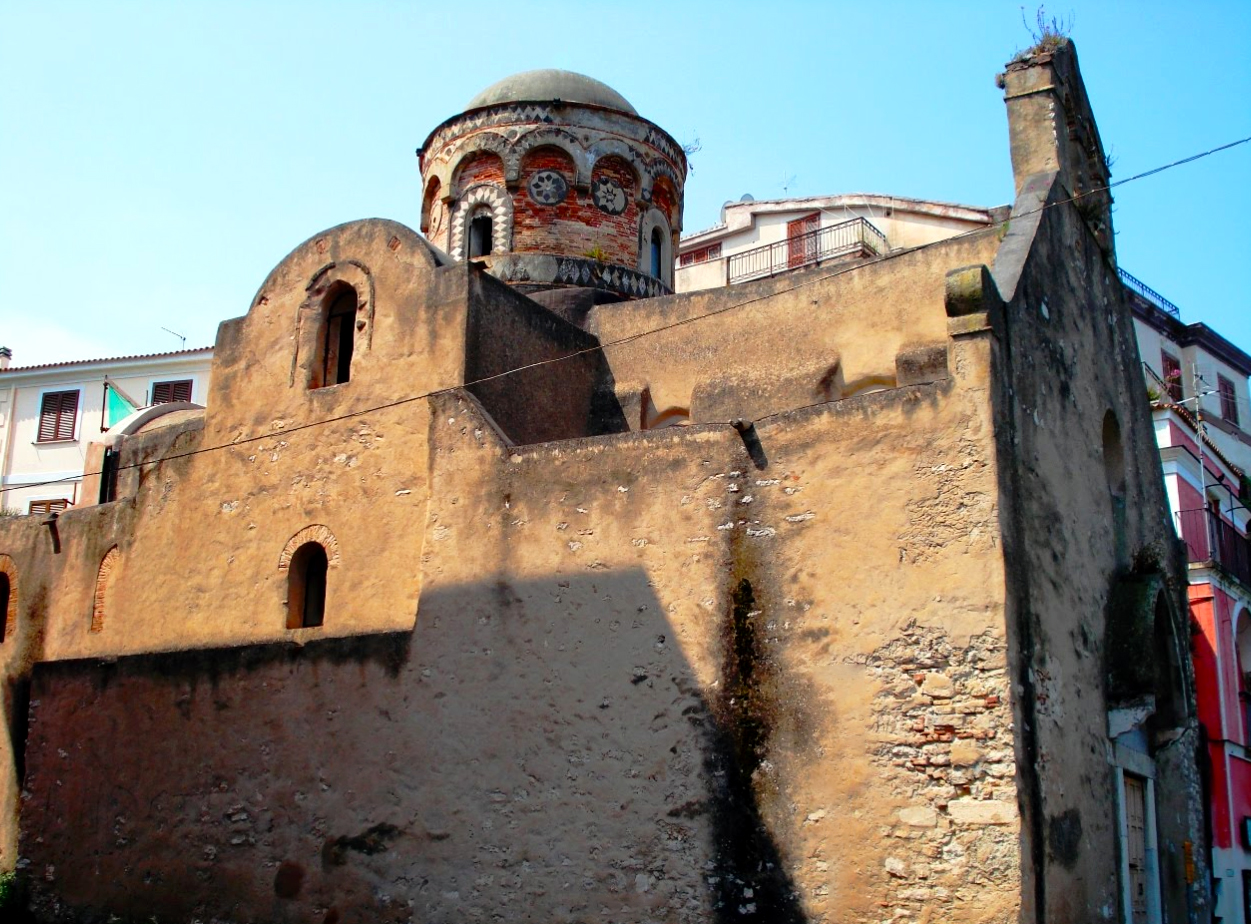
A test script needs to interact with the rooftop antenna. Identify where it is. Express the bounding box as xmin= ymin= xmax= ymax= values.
xmin=161 ymin=327 xmax=187 ymax=350
xmin=781 ymin=173 xmax=797 ymax=197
